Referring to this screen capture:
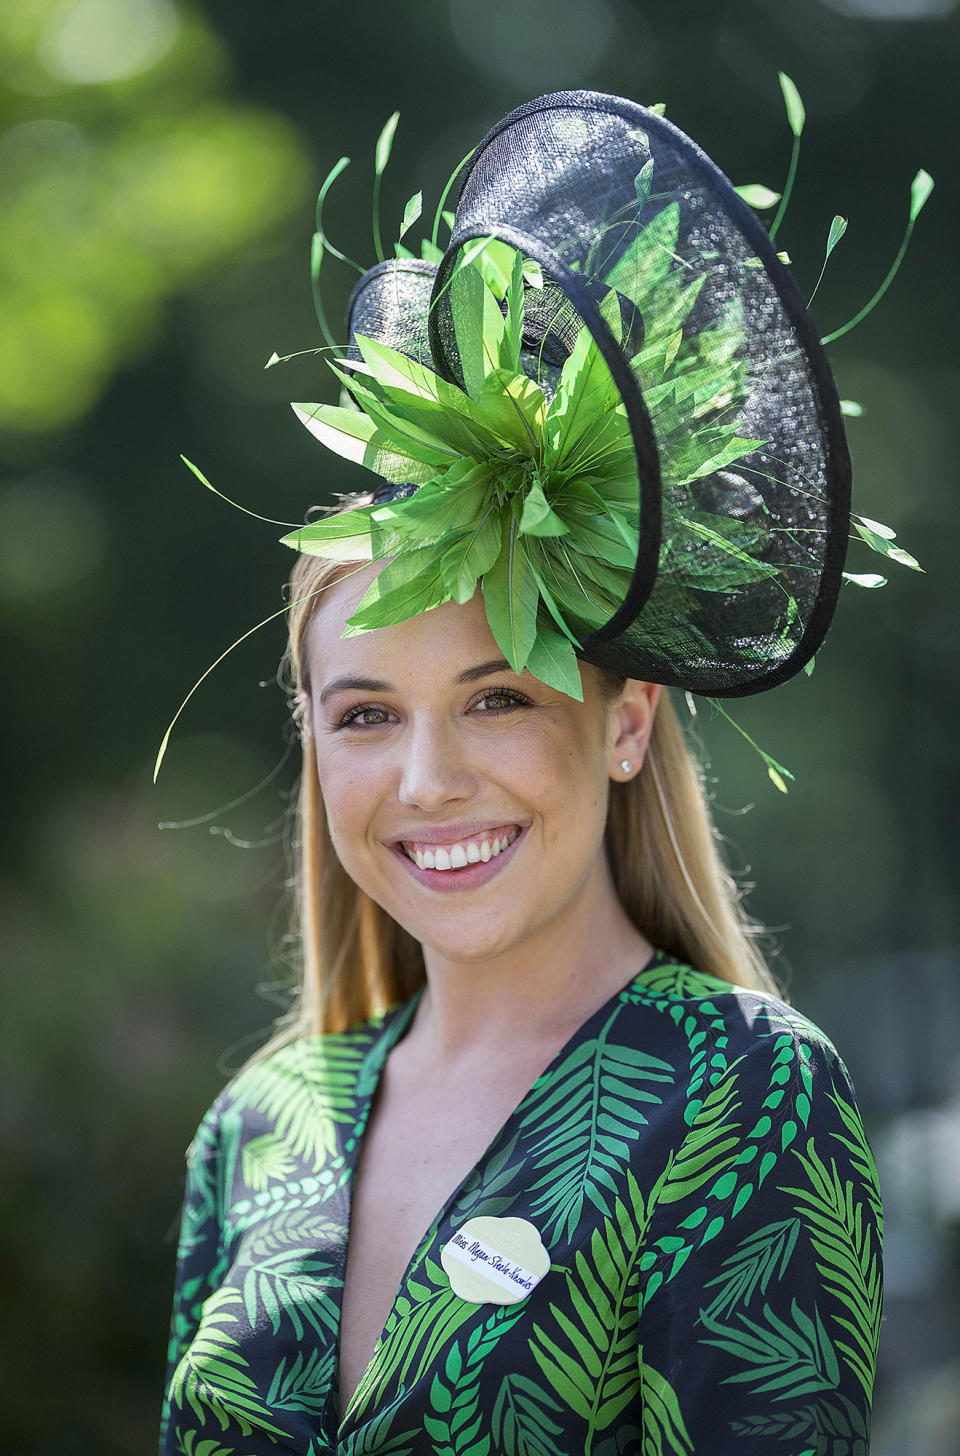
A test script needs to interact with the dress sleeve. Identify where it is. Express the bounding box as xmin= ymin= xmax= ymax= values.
xmin=635 ymin=1026 xmax=883 ymax=1456
xmin=158 ymin=1097 xmax=229 ymax=1451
